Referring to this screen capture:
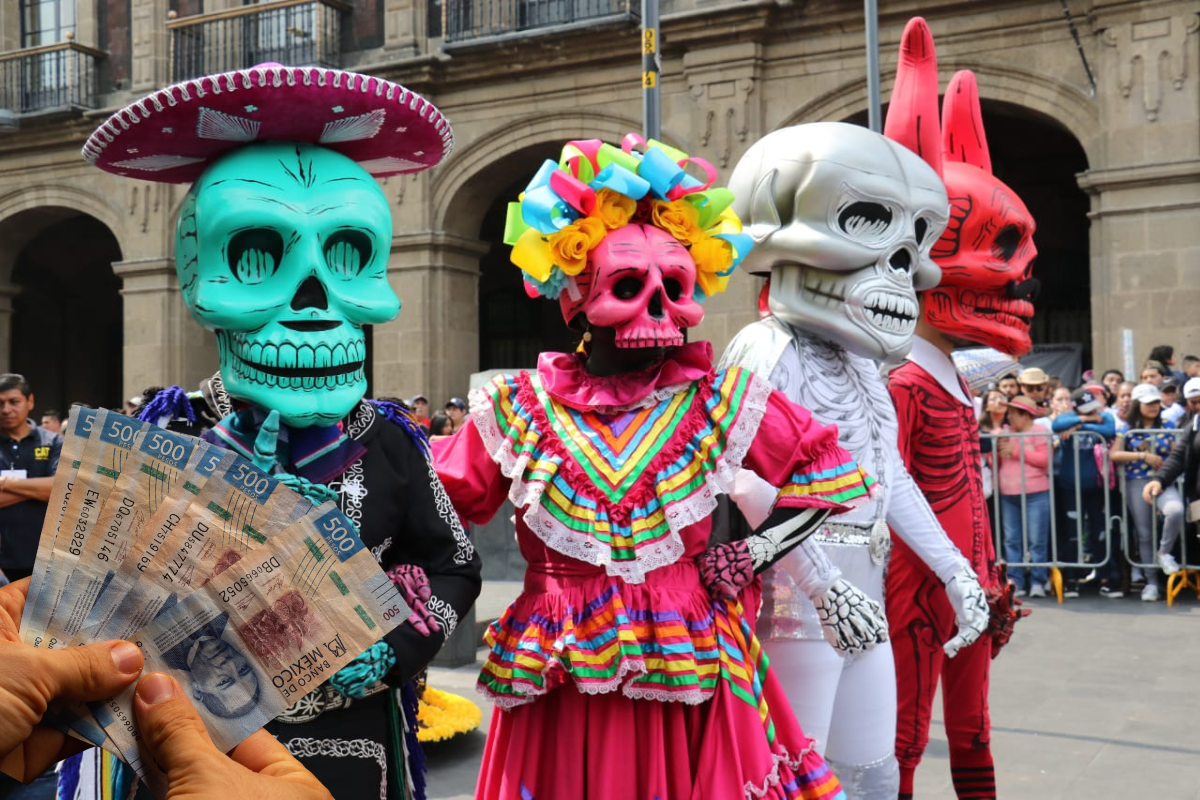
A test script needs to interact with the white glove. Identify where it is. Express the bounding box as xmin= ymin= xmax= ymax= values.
xmin=812 ymin=578 xmax=889 ymax=655
xmin=942 ymin=566 xmax=989 ymax=658
xmin=780 ymin=538 xmax=888 ymax=655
